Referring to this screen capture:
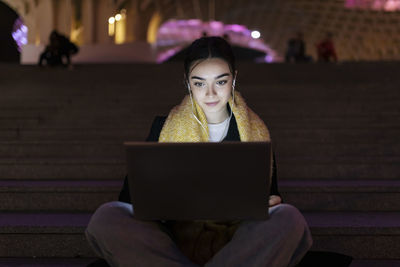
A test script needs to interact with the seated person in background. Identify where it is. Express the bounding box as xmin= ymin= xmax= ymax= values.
xmin=285 ymin=32 xmax=311 ymax=63
xmin=85 ymin=36 xmax=313 ymax=267
xmin=56 ymin=31 xmax=79 ymax=66
xmin=38 ymin=31 xmax=62 ymax=67
xmin=316 ymin=32 xmax=338 ymax=62
xmin=38 ymin=30 xmax=79 ymax=67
